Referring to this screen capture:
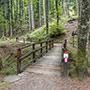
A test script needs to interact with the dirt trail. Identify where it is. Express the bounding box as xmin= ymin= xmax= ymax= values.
xmin=63 ymin=21 xmax=78 ymax=41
